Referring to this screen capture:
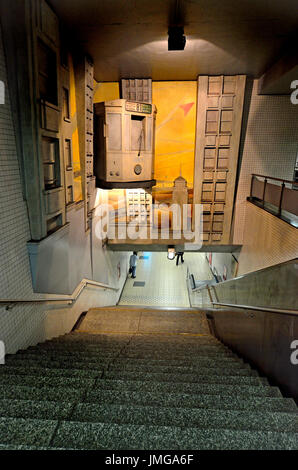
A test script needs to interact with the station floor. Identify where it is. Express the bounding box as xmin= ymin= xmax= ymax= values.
xmin=119 ymin=252 xmax=213 ymax=308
